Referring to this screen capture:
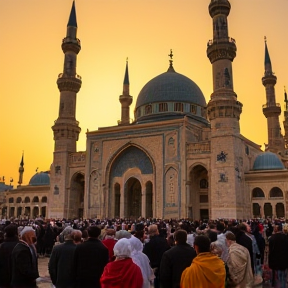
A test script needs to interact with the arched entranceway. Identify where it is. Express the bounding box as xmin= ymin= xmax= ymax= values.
xmin=276 ymin=203 xmax=285 ymax=218
xmin=264 ymin=203 xmax=272 ymax=218
xmin=109 ymin=145 xmax=154 ymax=218
xmin=189 ymin=165 xmax=209 ymax=220
xmin=125 ymin=178 xmax=142 ymax=218
xmin=33 ymin=206 xmax=39 ymax=218
xmin=69 ymin=173 xmax=85 ymax=219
